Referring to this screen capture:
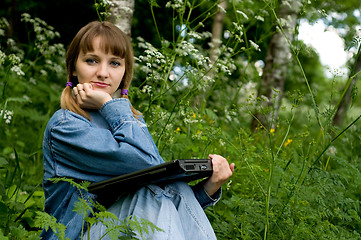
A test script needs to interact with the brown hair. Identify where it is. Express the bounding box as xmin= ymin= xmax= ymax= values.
xmin=60 ymin=21 xmax=139 ymax=120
